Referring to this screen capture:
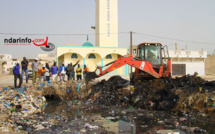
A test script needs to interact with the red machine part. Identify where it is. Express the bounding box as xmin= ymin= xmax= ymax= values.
xmin=96 ymin=54 xmax=171 ymax=78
